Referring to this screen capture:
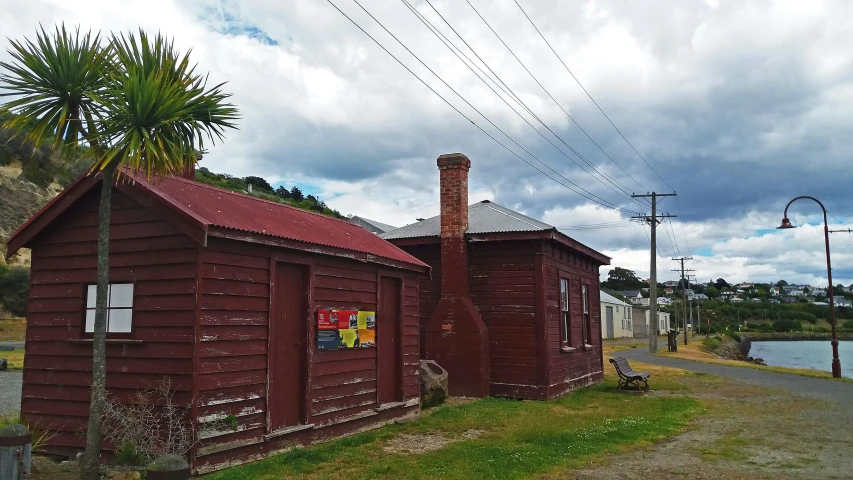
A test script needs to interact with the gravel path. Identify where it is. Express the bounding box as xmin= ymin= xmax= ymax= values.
xmin=619 ymin=346 xmax=853 ymax=404
xmin=0 ymin=370 xmax=22 ymax=414
xmin=566 ymin=348 xmax=853 ymax=479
